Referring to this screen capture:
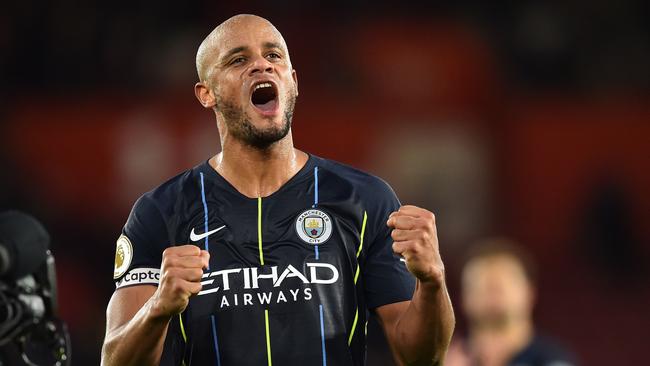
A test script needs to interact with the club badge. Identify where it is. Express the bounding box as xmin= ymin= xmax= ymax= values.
xmin=295 ymin=209 xmax=333 ymax=245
